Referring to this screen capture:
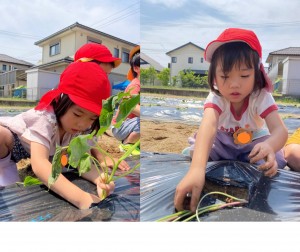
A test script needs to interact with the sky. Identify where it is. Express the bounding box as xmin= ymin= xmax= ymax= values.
xmin=141 ymin=0 xmax=300 ymax=67
xmin=0 ymin=0 xmax=140 ymax=65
